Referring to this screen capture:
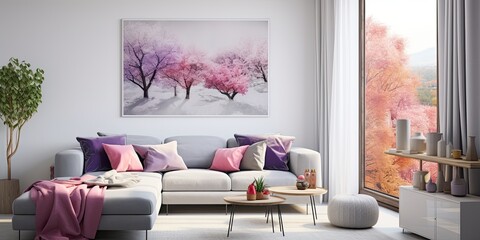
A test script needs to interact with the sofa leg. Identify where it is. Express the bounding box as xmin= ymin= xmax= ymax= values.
xmin=166 ymin=204 xmax=169 ymax=215
xmin=225 ymin=204 xmax=228 ymax=215
xmin=145 ymin=230 xmax=148 ymax=240
xmin=18 ymin=230 xmax=20 ymax=240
